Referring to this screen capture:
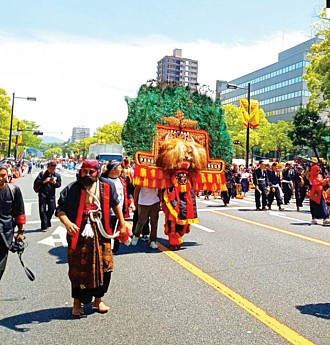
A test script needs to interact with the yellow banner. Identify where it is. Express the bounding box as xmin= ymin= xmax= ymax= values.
xmin=239 ymin=99 xmax=260 ymax=128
